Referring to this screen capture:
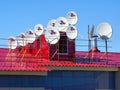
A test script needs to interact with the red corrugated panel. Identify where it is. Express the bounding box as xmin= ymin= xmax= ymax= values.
xmin=1 ymin=47 xmax=120 ymax=72
xmin=0 ymin=48 xmax=50 ymax=72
